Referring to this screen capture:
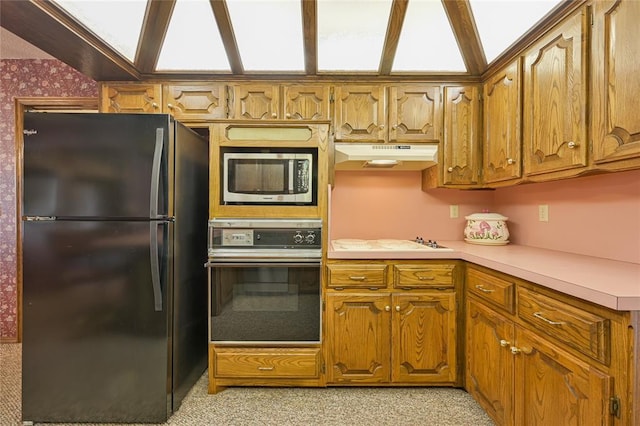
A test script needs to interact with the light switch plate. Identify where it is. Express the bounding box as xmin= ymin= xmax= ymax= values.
xmin=538 ymin=205 xmax=549 ymax=222
xmin=450 ymin=205 xmax=459 ymax=219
